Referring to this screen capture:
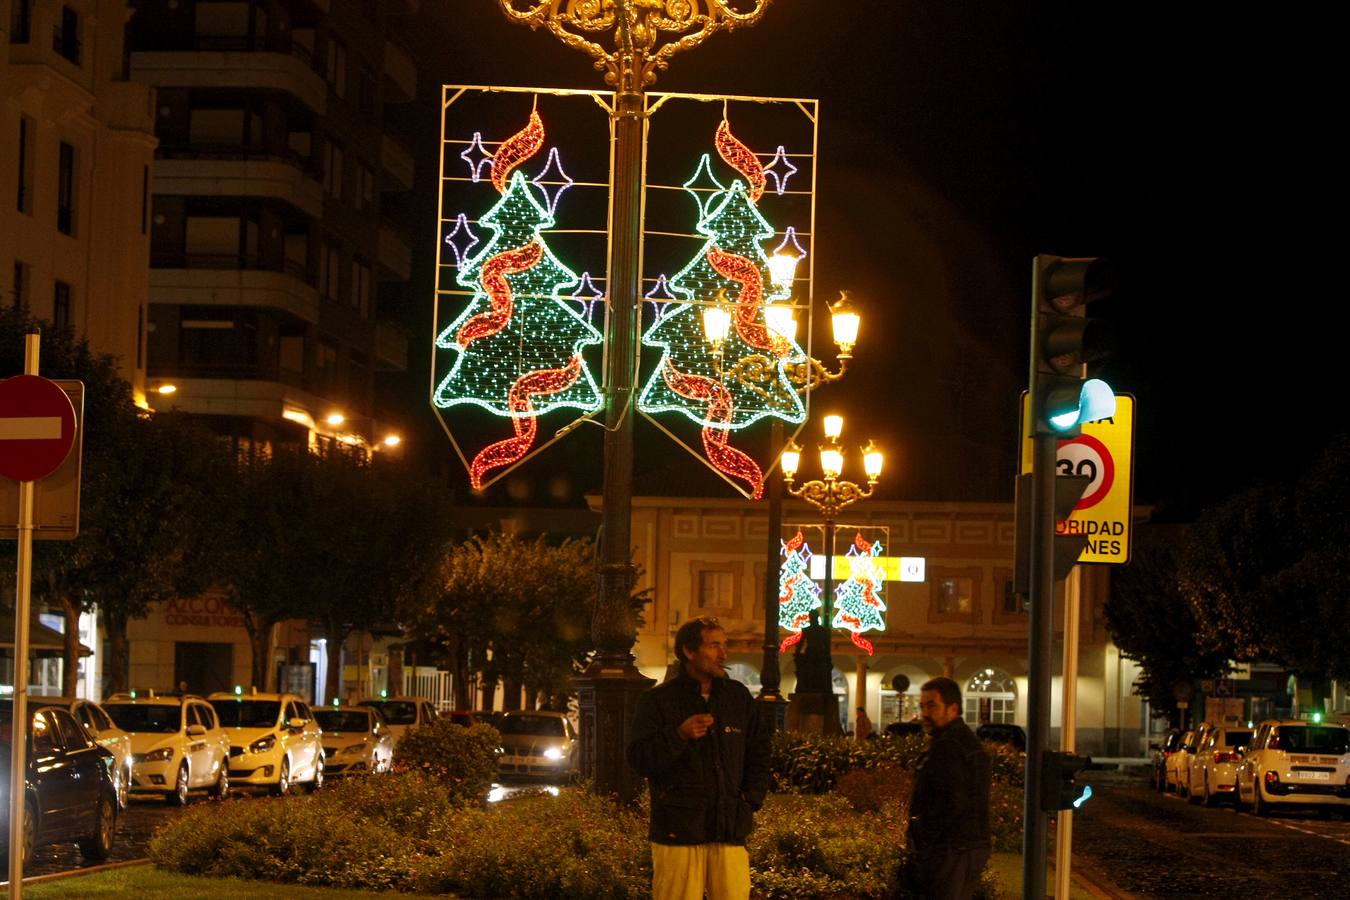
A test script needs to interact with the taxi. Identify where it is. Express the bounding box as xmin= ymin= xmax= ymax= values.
xmin=355 ymin=696 xmax=441 ymax=749
xmin=1236 ymin=718 xmax=1350 ymax=815
xmin=208 ymin=691 xmax=324 ymax=794
xmin=312 ymin=703 xmax=394 ymax=776
xmin=103 ymin=691 xmax=230 ymax=805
